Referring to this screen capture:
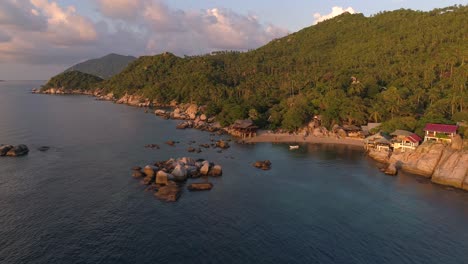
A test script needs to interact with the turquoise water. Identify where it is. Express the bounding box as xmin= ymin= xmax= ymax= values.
xmin=1 ymin=81 xmax=468 ymax=264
